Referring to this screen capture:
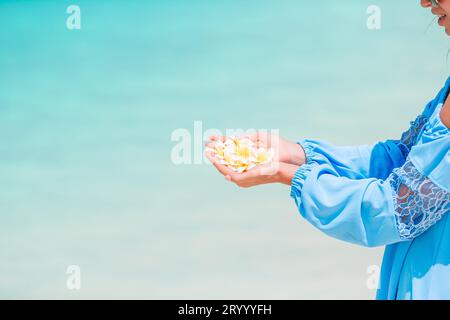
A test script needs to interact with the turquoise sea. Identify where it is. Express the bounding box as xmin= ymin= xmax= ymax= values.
xmin=0 ymin=0 xmax=449 ymax=298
